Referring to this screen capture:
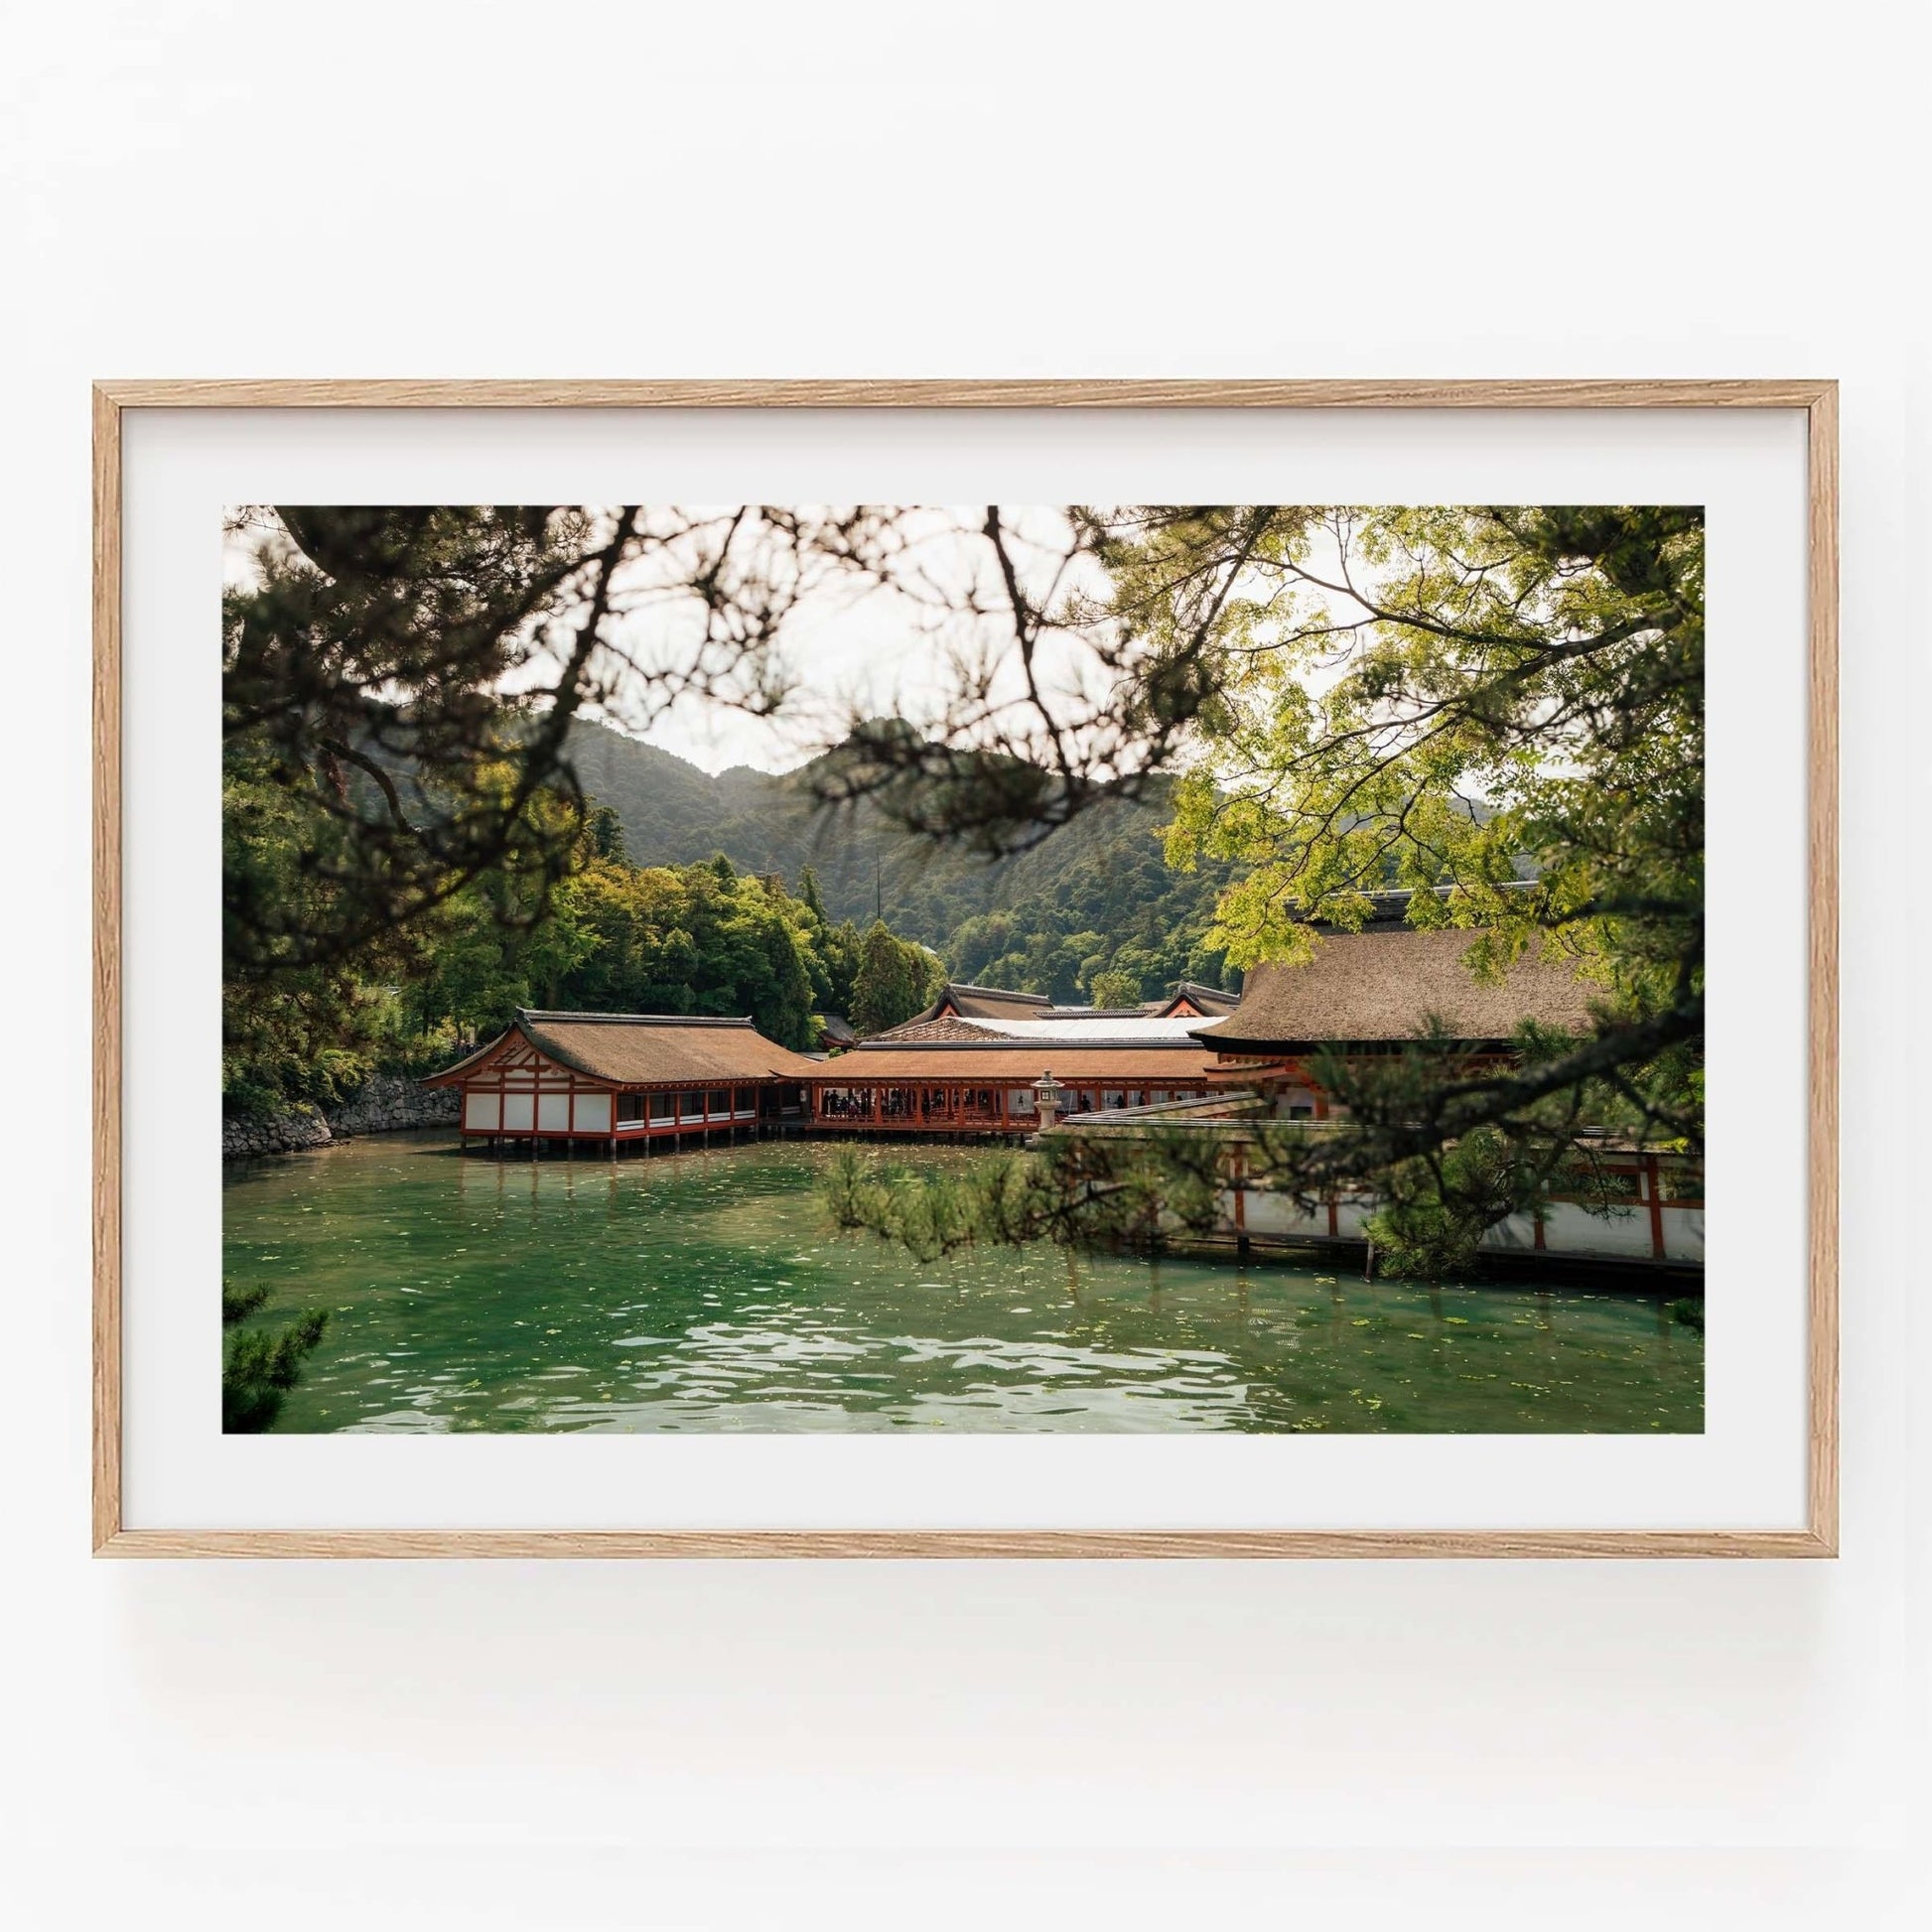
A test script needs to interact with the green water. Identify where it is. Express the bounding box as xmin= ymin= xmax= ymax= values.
xmin=222 ymin=1131 xmax=1704 ymax=1434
